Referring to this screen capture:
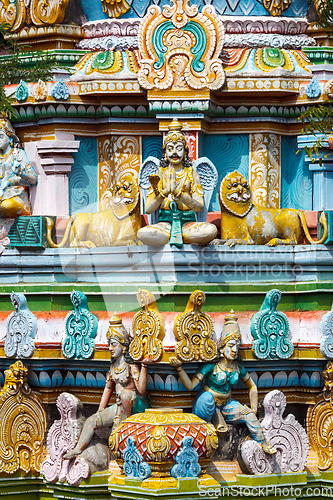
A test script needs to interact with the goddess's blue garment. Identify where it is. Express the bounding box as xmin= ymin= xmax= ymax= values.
xmin=193 ymin=361 xmax=264 ymax=443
